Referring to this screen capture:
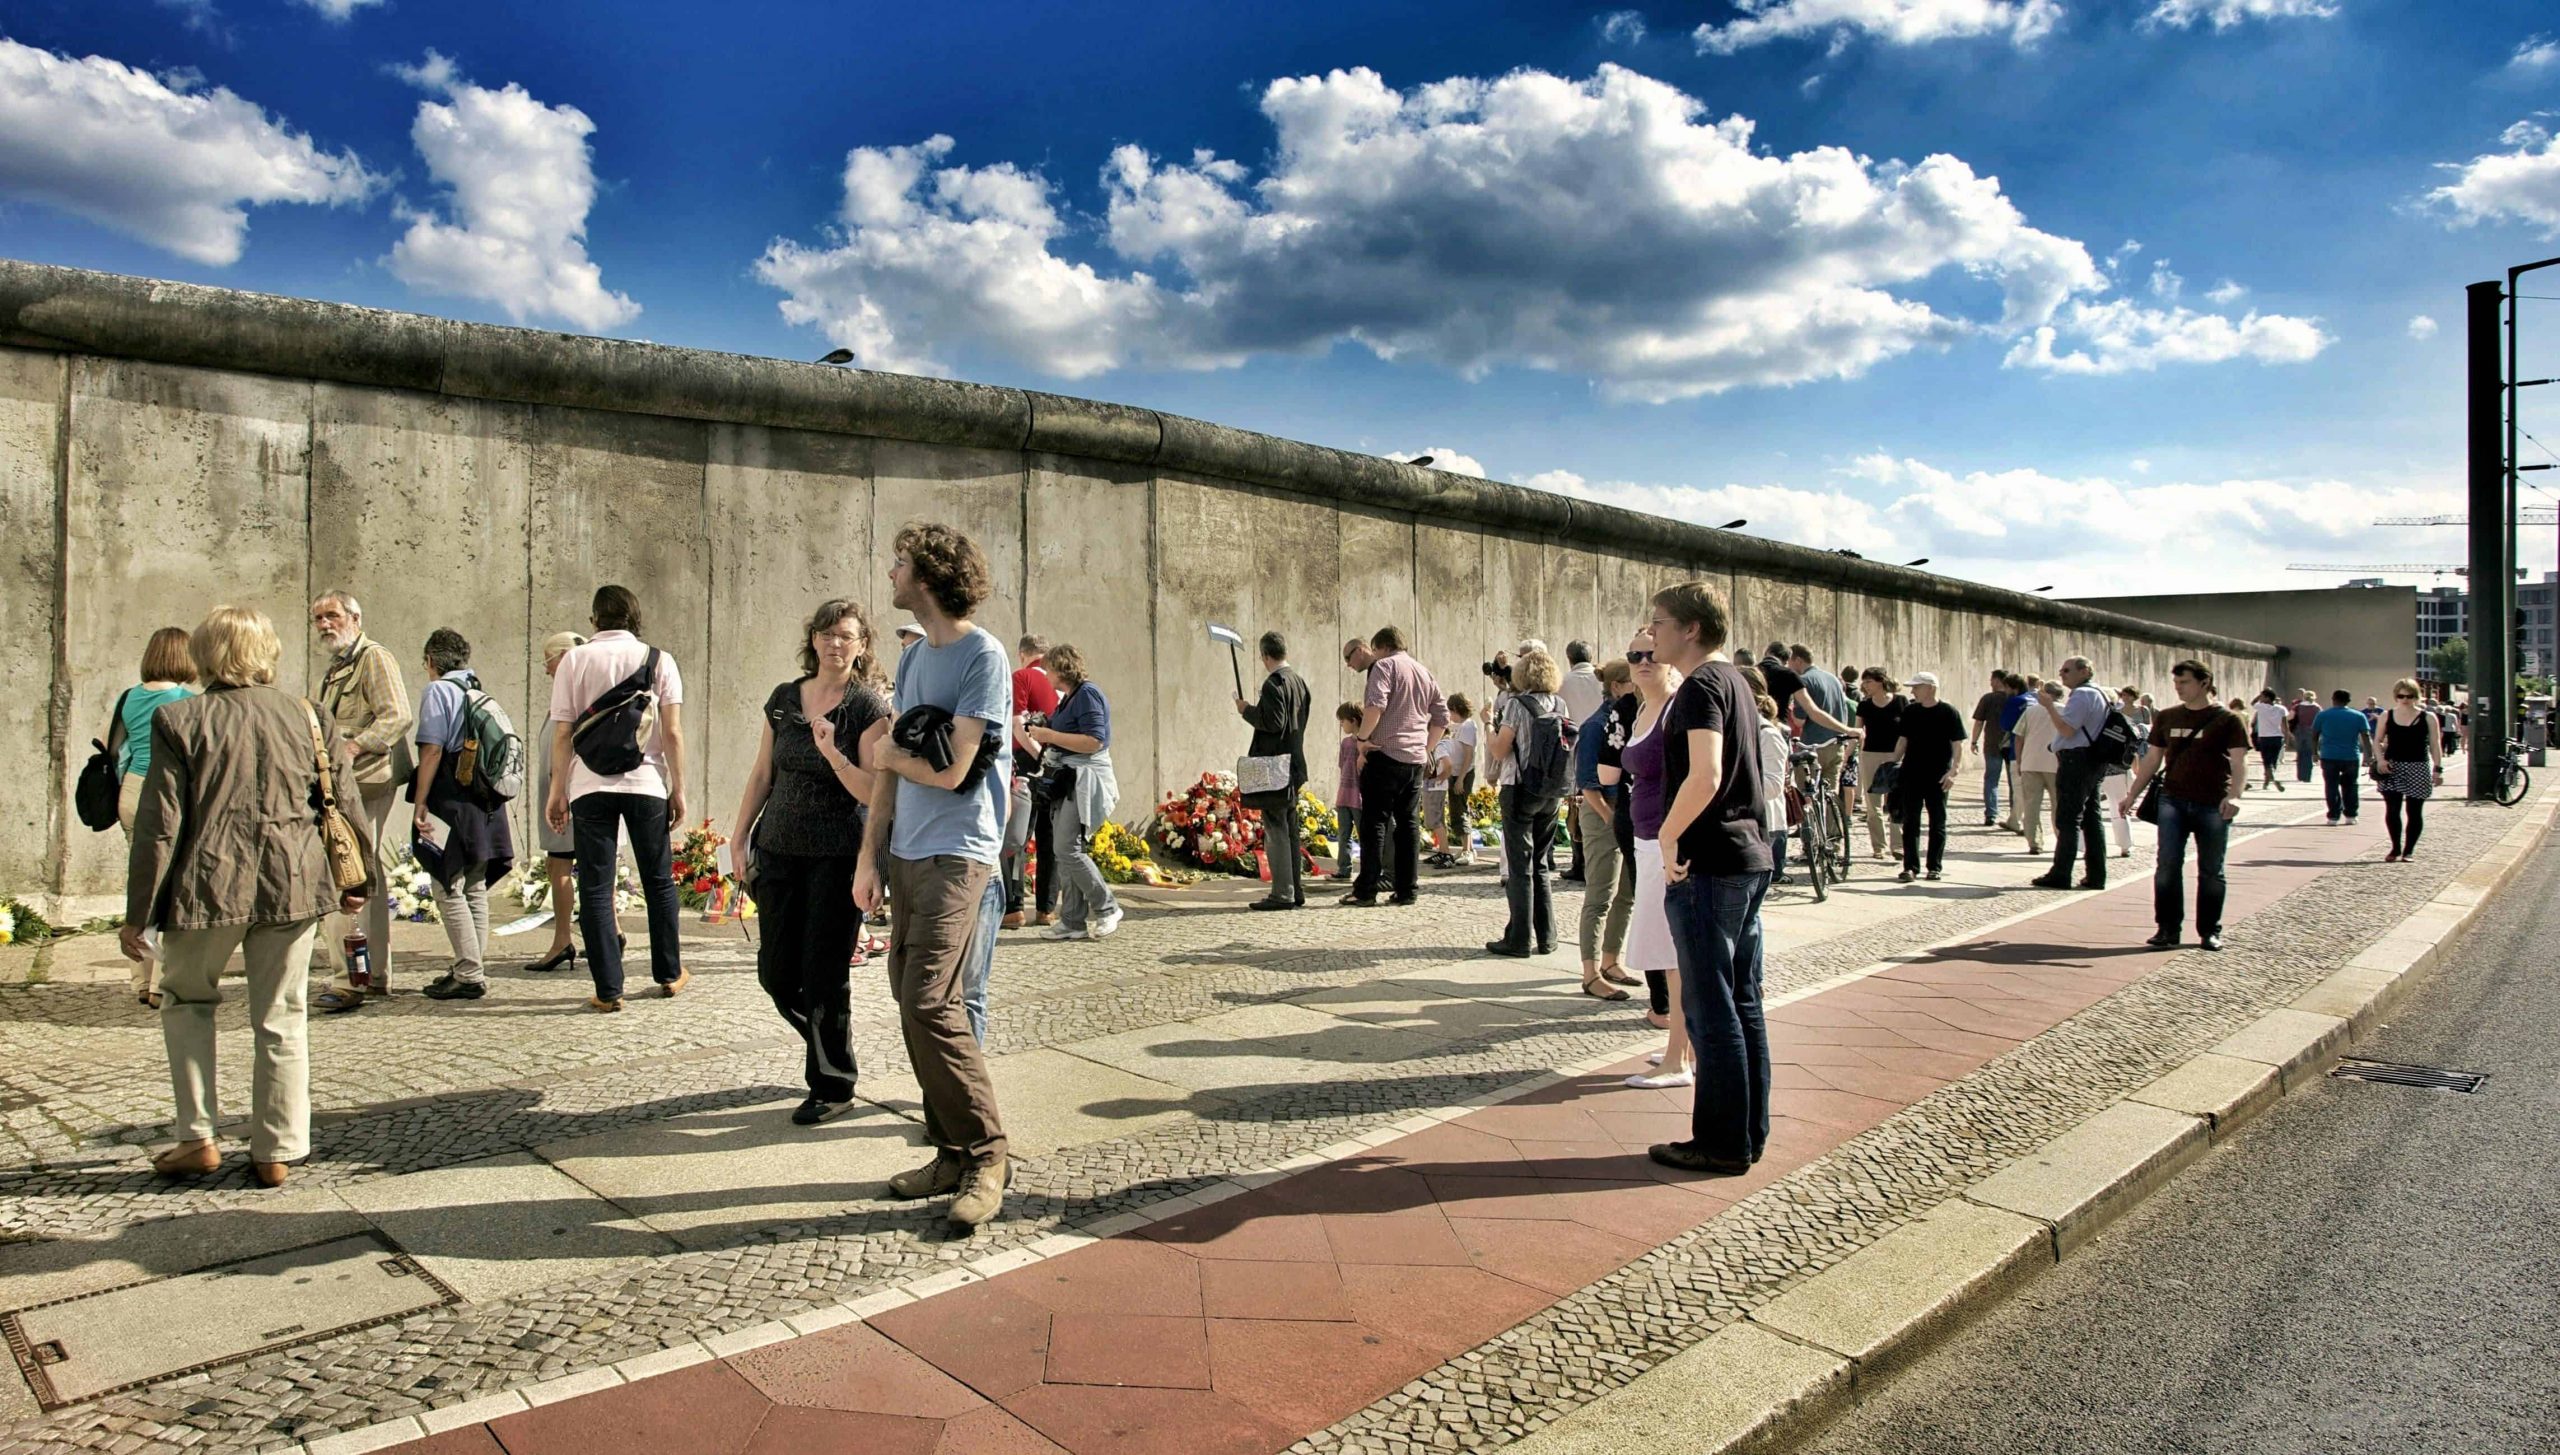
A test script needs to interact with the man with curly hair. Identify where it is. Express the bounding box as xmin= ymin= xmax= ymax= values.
xmin=855 ymin=523 xmax=1012 ymax=1229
